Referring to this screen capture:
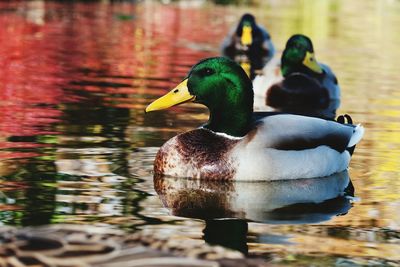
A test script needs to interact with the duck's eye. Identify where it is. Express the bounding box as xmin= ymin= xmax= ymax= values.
xmin=198 ymin=68 xmax=214 ymax=76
